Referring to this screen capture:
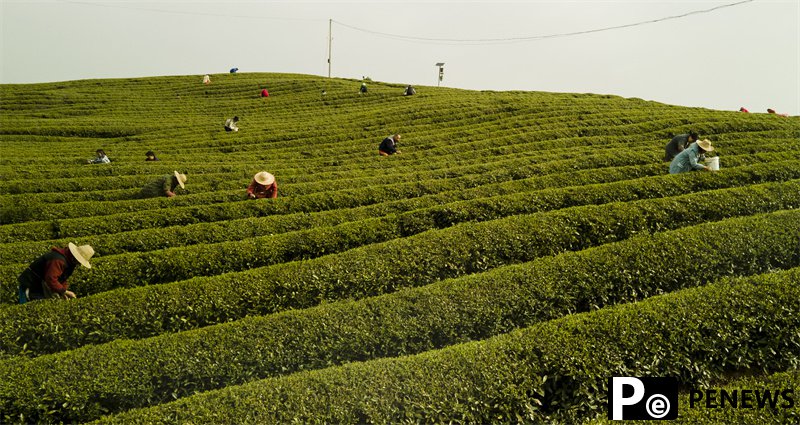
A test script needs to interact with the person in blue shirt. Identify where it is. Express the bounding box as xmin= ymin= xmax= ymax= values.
xmin=669 ymin=139 xmax=715 ymax=174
